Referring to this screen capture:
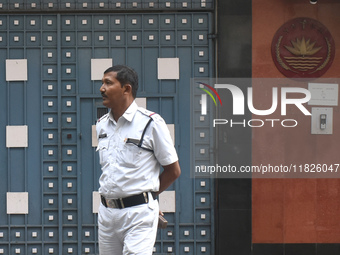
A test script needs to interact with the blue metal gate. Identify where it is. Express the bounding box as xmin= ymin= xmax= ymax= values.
xmin=0 ymin=7 xmax=214 ymax=255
